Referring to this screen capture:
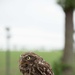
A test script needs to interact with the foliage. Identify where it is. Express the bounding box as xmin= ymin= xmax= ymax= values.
xmin=53 ymin=58 xmax=74 ymax=75
xmin=53 ymin=59 xmax=63 ymax=75
xmin=57 ymin=0 xmax=75 ymax=10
